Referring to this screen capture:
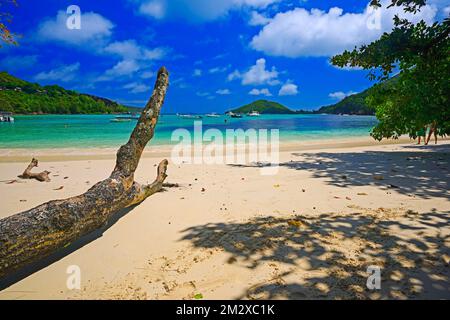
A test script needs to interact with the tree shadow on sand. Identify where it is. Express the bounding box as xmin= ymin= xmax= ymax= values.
xmin=180 ymin=208 xmax=450 ymax=299
xmin=283 ymin=145 xmax=450 ymax=200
